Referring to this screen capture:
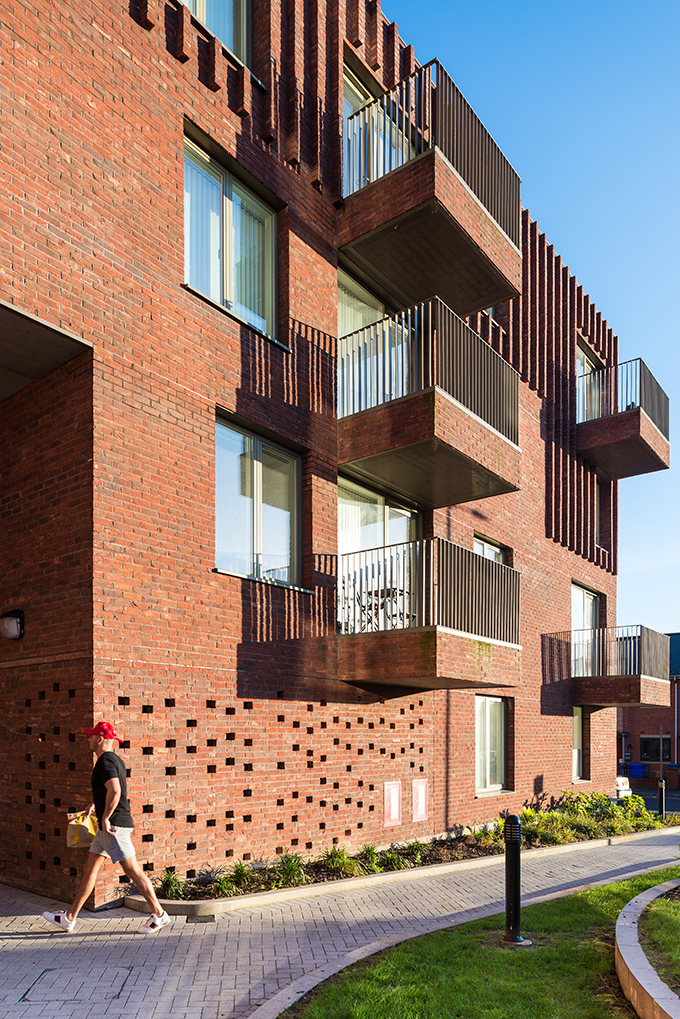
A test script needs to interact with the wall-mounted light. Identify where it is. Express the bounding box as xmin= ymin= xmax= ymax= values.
xmin=0 ymin=610 xmax=24 ymax=639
